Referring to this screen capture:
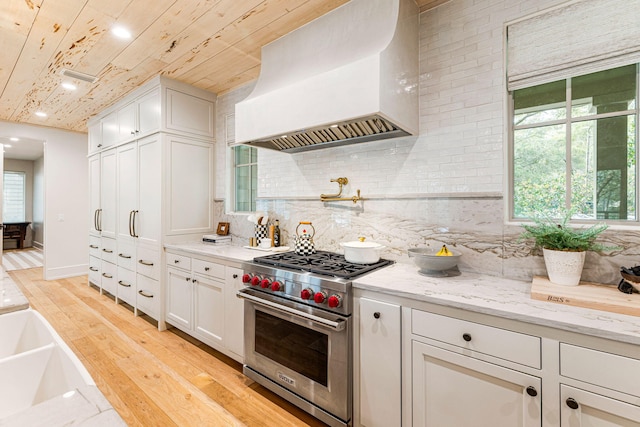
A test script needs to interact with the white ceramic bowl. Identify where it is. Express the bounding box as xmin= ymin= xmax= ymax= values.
xmin=408 ymin=247 xmax=461 ymax=276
